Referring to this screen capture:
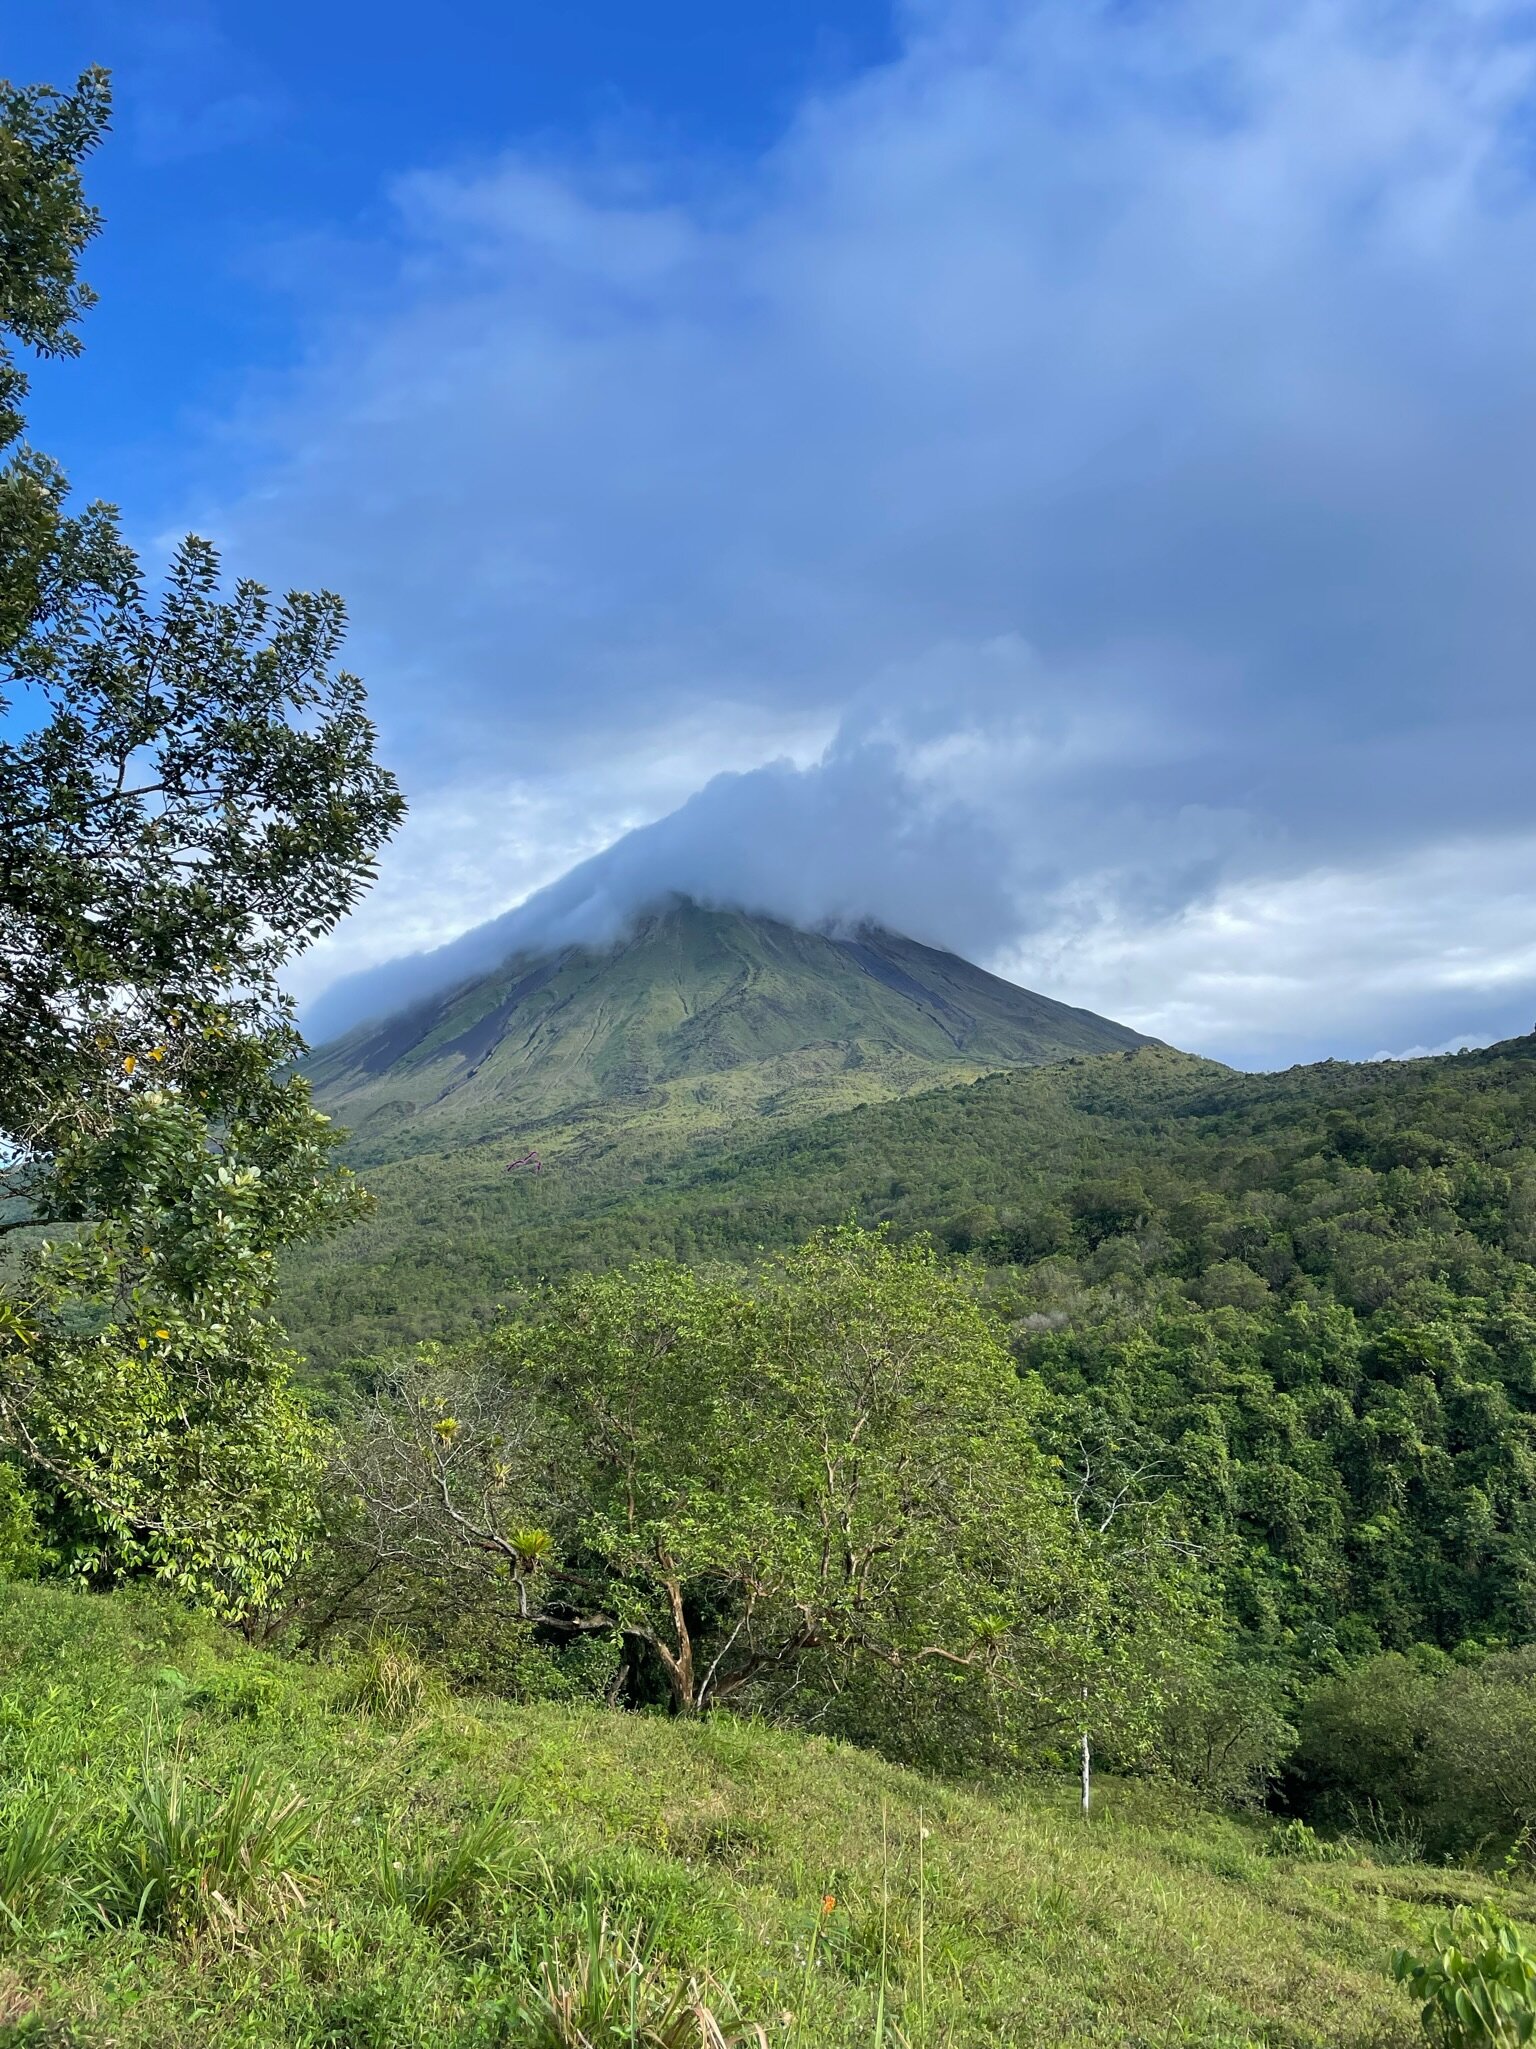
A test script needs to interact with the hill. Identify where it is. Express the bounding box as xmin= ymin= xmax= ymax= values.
xmin=303 ymin=897 xmax=1153 ymax=1164
xmin=0 ymin=1578 xmax=1473 ymax=2048
xmin=285 ymin=1030 xmax=1536 ymax=1375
